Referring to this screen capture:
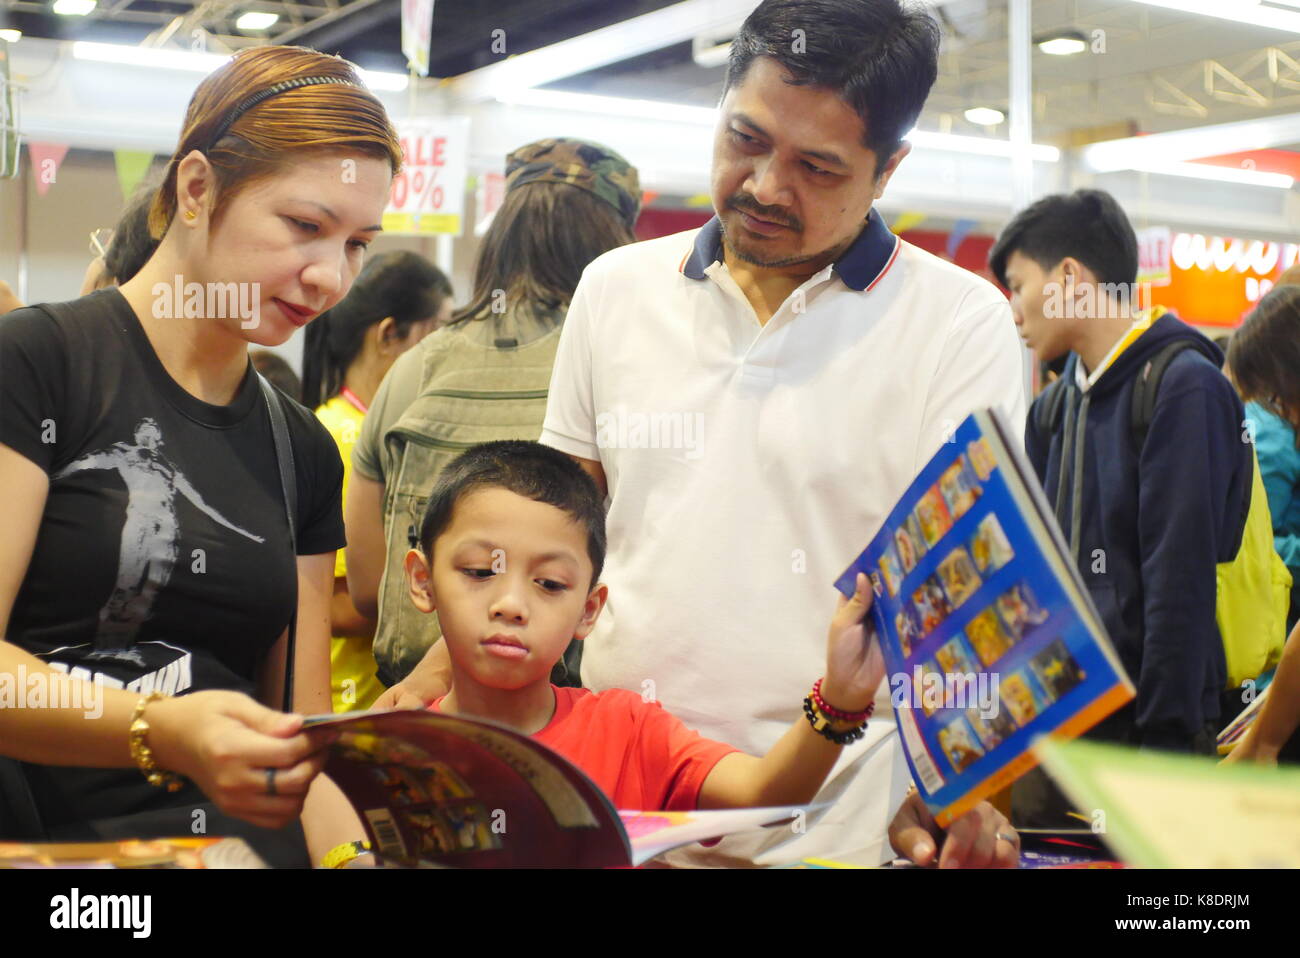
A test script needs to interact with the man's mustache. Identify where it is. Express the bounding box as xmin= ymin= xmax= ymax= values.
xmin=727 ymin=196 xmax=801 ymax=231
